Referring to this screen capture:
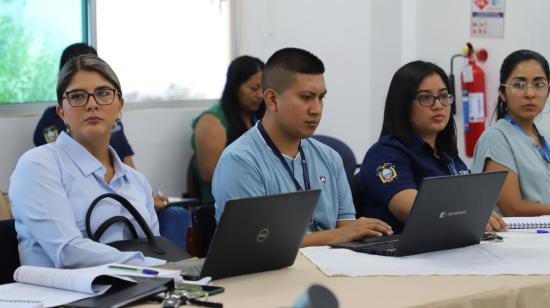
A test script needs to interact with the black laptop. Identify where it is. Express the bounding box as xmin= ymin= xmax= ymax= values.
xmin=160 ymin=190 xmax=321 ymax=279
xmin=330 ymin=171 xmax=507 ymax=257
